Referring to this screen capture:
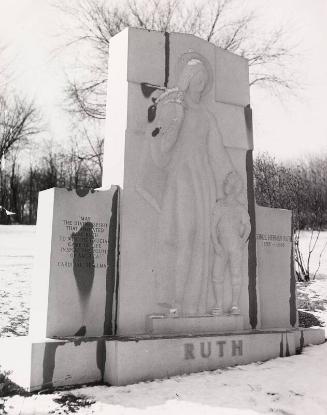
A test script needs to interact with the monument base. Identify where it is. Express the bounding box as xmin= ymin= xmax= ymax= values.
xmin=0 ymin=336 xmax=104 ymax=392
xmin=146 ymin=314 xmax=244 ymax=334
xmin=0 ymin=328 xmax=324 ymax=391
xmin=104 ymin=329 xmax=297 ymax=386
